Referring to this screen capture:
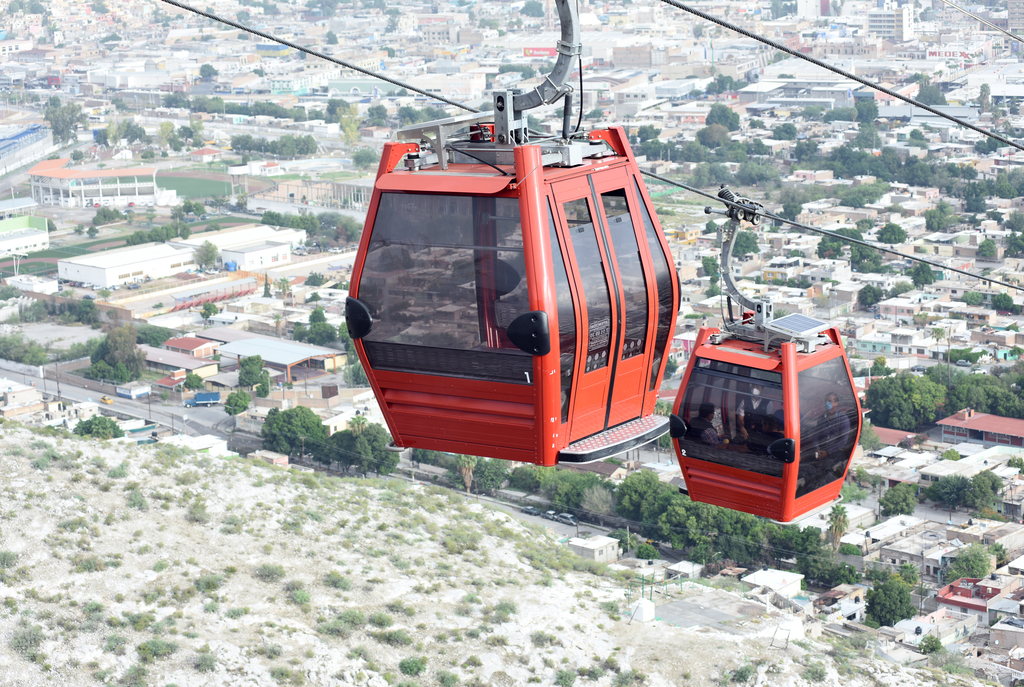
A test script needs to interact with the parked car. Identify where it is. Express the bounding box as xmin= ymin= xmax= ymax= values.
xmin=100 ymin=396 xmax=113 ymax=405
xmin=955 ymin=359 xmax=972 ymax=367
xmin=111 ymin=284 xmax=121 ymax=290
xmin=556 ymin=513 xmax=578 ymax=526
xmin=910 ymin=365 xmax=926 ymax=372
xmin=127 ymin=283 xmax=141 ymax=290
xmin=543 ymin=510 xmax=558 ymax=521
xmin=82 ymin=294 xmax=96 ymax=300
xmin=128 ymin=202 xmax=135 ymax=207
xmin=521 ymin=506 xmax=541 ymax=517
